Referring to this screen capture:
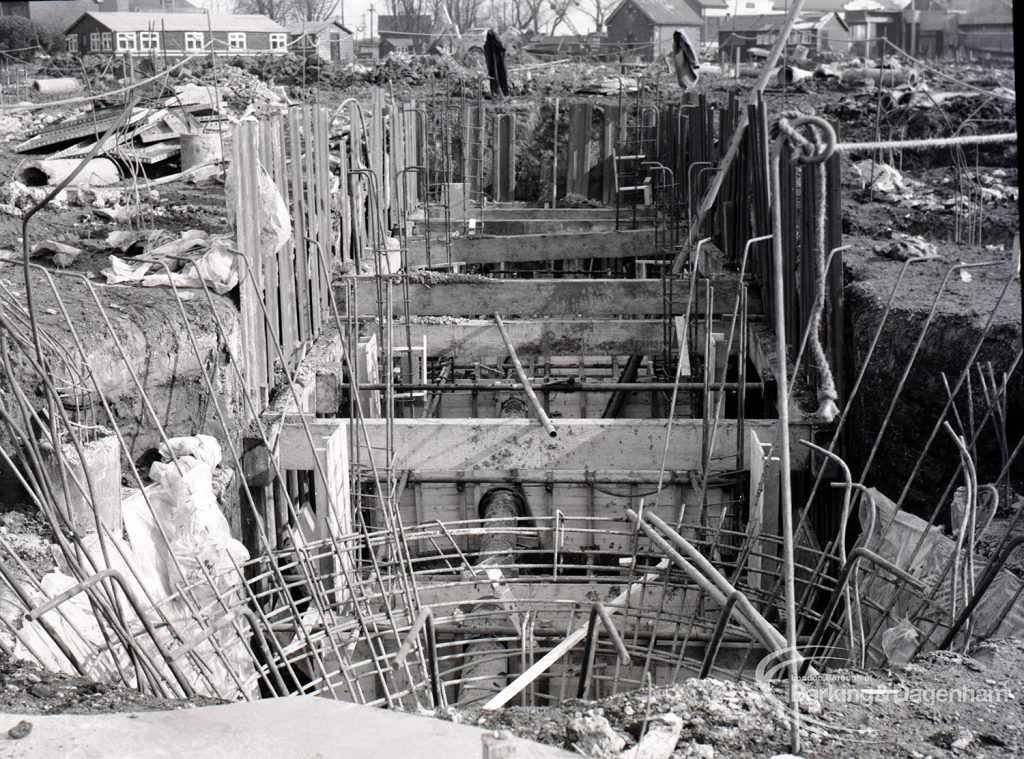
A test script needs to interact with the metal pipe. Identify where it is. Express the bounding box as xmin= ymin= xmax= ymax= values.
xmin=629 ymin=510 xmax=791 ymax=657
xmin=602 ymin=355 xmax=645 ymax=418
xmin=699 ymin=590 xmax=742 ymax=678
xmin=767 ymin=114 xmax=835 ymax=752
xmin=323 ymin=381 xmax=760 ymax=392
xmin=395 ymin=607 xmax=434 ymax=662
xmin=493 ymin=313 xmax=557 ymax=437
xmin=673 ymin=0 xmax=811 ymax=269
xmin=25 ymin=568 xmax=196 ymax=697
xmin=577 ymin=602 xmax=631 ymax=699
xmin=801 ymin=547 xmax=925 ymax=673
